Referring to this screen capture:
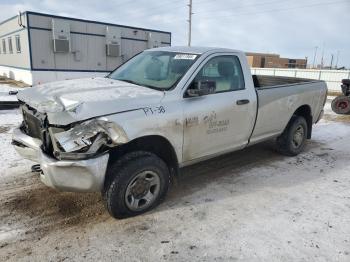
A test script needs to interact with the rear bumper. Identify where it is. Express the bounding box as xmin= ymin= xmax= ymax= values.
xmin=12 ymin=127 xmax=109 ymax=192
